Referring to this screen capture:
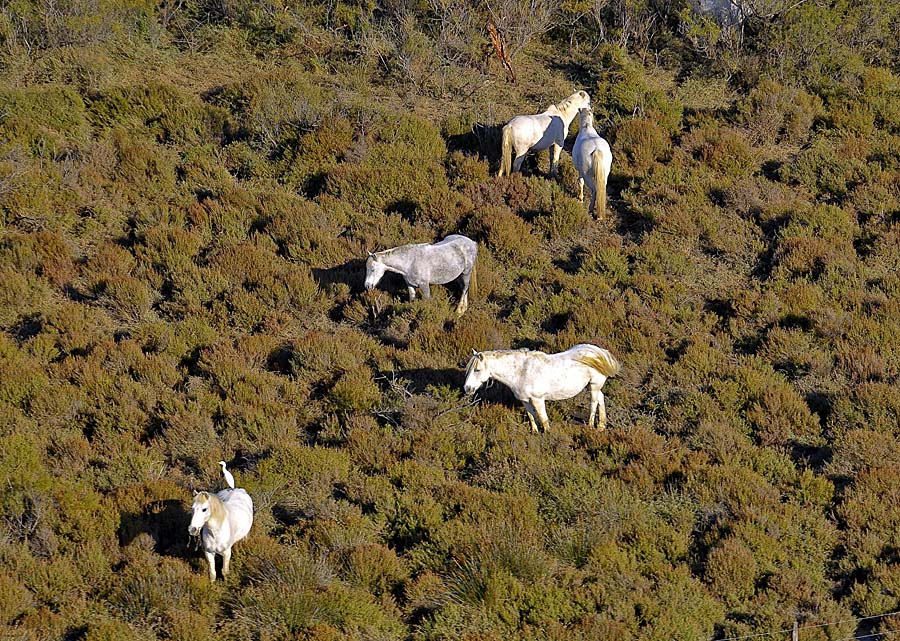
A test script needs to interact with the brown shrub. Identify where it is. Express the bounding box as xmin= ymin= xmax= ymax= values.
xmin=465 ymin=204 xmax=542 ymax=266
xmin=681 ymin=125 xmax=757 ymax=177
xmin=613 ymin=118 xmax=670 ymax=174
xmin=745 ymin=384 xmax=821 ymax=449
